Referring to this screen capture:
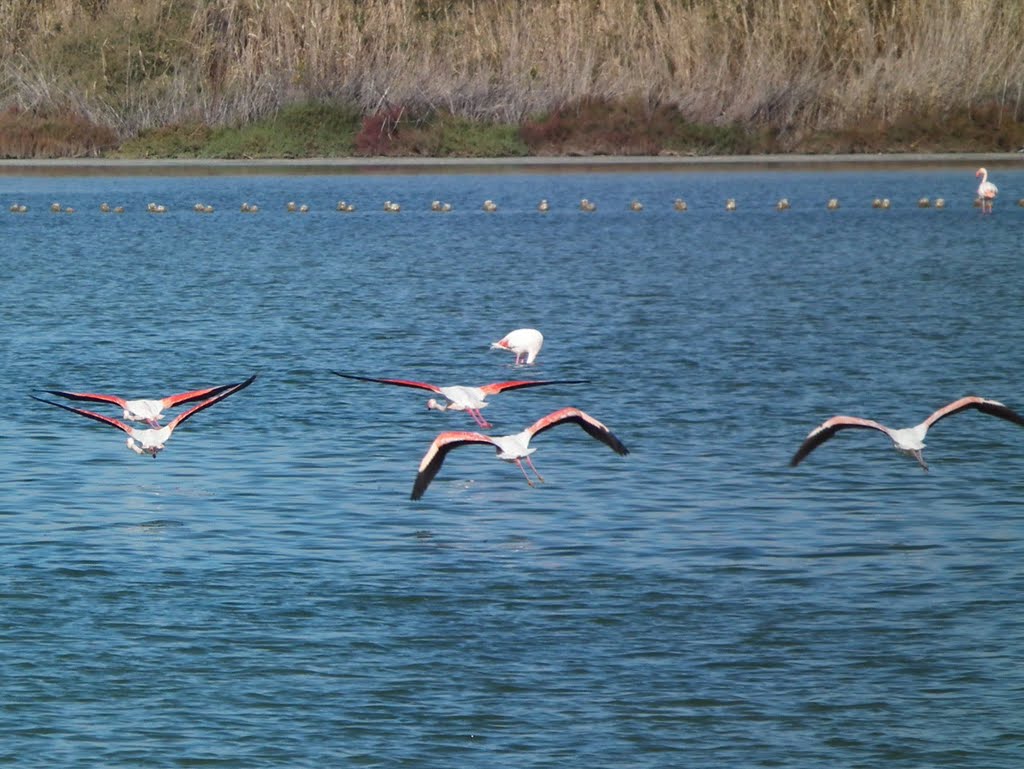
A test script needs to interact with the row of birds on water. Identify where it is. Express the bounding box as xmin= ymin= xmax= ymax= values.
xmin=5 ymin=167 xmax=1016 ymax=215
xmin=28 ymin=325 xmax=1024 ymax=498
